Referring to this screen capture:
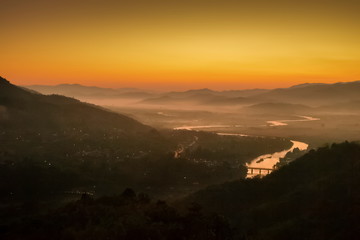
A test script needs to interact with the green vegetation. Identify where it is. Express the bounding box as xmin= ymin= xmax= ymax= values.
xmin=184 ymin=141 xmax=360 ymax=240
xmin=275 ymin=147 xmax=305 ymax=168
xmin=0 ymin=77 xmax=292 ymax=204
xmin=1 ymin=189 xmax=234 ymax=240
xmin=167 ymin=130 xmax=292 ymax=167
xmin=5 ymin=76 xmax=360 ymax=239
xmin=2 ymin=142 xmax=360 ymax=240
